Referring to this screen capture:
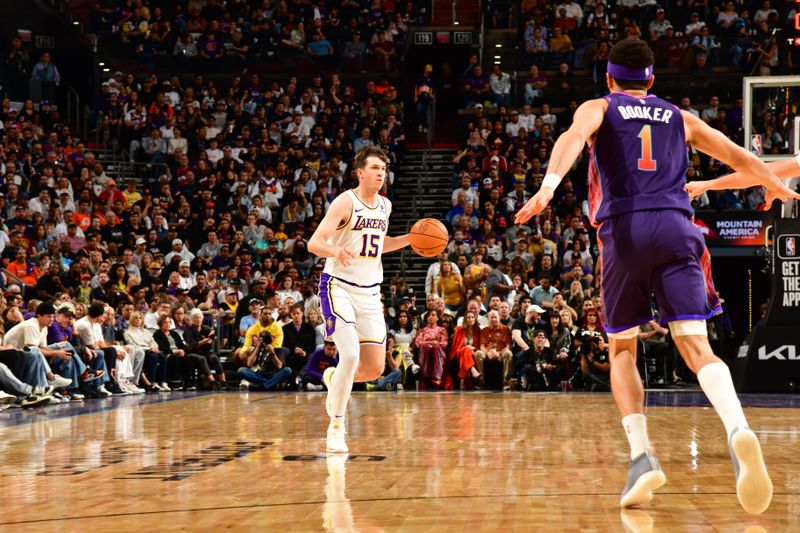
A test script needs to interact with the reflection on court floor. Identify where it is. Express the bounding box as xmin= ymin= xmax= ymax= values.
xmin=0 ymin=391 xmax=797 ymax=530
